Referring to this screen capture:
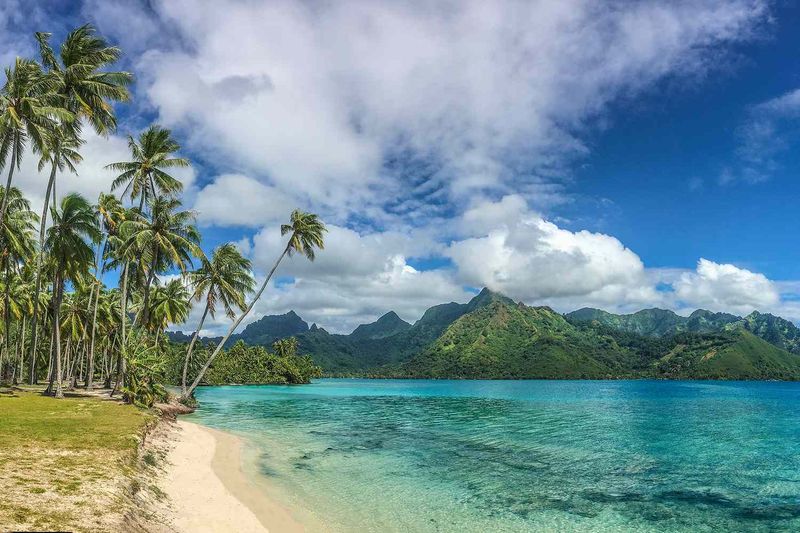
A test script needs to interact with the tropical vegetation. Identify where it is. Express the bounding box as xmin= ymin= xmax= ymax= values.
xmin=0 ymin=24 xmax=326 ymax=405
